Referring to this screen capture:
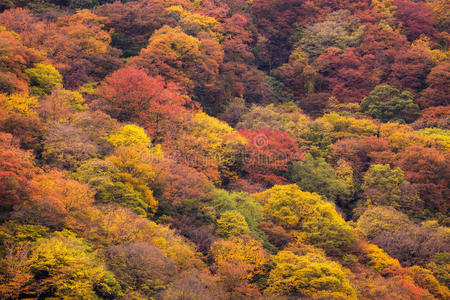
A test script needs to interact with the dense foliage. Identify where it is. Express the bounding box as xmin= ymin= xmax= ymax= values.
xmin=0 ymin=0 xmax=448 ymax=298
